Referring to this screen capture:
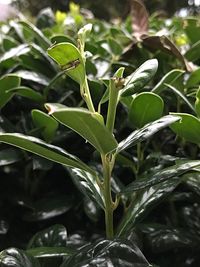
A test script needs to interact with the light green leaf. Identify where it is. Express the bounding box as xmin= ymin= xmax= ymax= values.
xmin=32 ymin=109 xmax=58 ymax=142
xmin=0 ymin=74 xmax=21 ymax=109
xmin=47 ymin=42 xmax=85 ymax=85
xmin=129 ymin=92 xmax=164 ymax=128
xmin=121 ymin=59 xmax=158 ymax=97
xmin=117 ymin=115 xmax=180 ymax=152
xmin=170 ymin=113 xmax=200 ymax=144
xmin=45 ymin=103 xmax=118 ymax=154
xmin=0 ymin=133 xmax=93 ymax=173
